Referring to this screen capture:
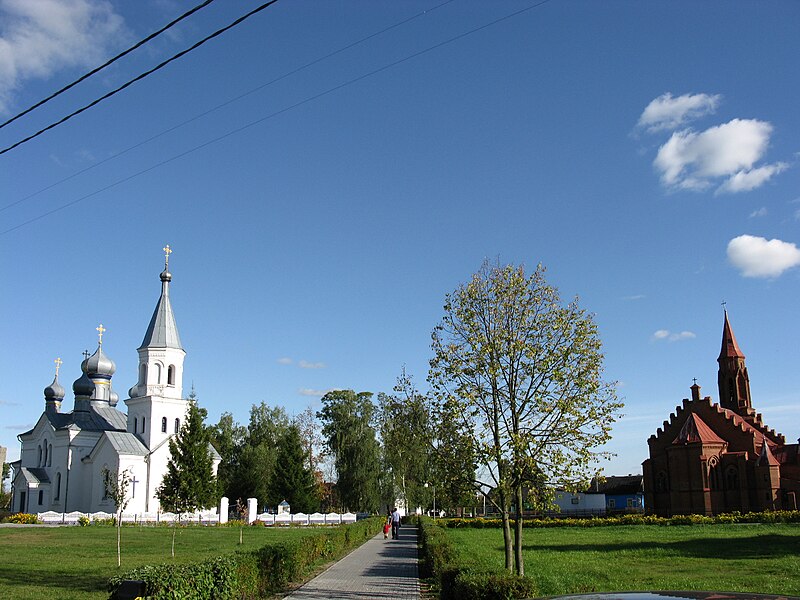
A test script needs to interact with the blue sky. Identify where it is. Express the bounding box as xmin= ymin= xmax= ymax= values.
xmin=1 ymin=0 xmax=799 ymax=478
